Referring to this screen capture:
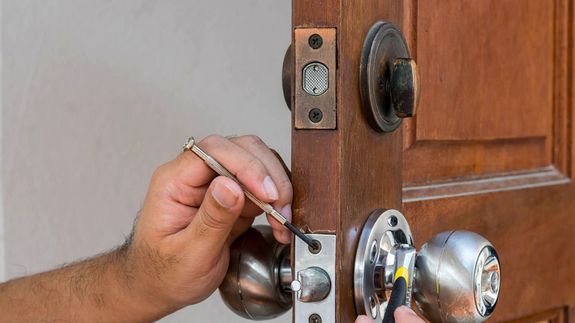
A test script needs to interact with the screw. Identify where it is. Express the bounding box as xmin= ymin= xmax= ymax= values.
xmin=309 ymin=240 xmax=322 ymax=254
xmin=308 ymin=34 xmax=323 ymax=49
xmin=309 ymin=313 xmax=322 ymax=323
xmin=388 ymin=215 xmax=398 ymax=227
xmin=309 ymin=108 xmax=323 ymax=123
